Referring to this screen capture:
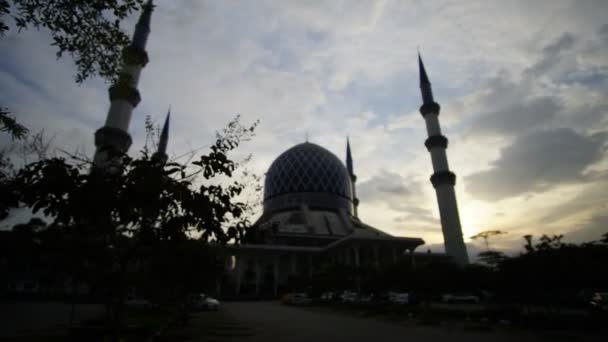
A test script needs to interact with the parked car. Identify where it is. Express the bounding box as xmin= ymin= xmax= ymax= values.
xmin=589 ymin=292 xmax=608 ymax=312
xmin=441 ymin=293 xmax=480 ymax=304
xmin=281 ymin=292 xmax=311 ymax=306
xmin=188 ymin=293 xmax=220 ymax=311
xmin=358 ymin=294 xmax=374 ymax=304
xmin=340 ymin=291 xmax=359 ymax=303
xmin=388 ymin=292 xmax=410 ymax=305
xmin=125 ymin=296 xmax=157 ymax=309
xmin=320 ymin=291 xmax=336 ymax=302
